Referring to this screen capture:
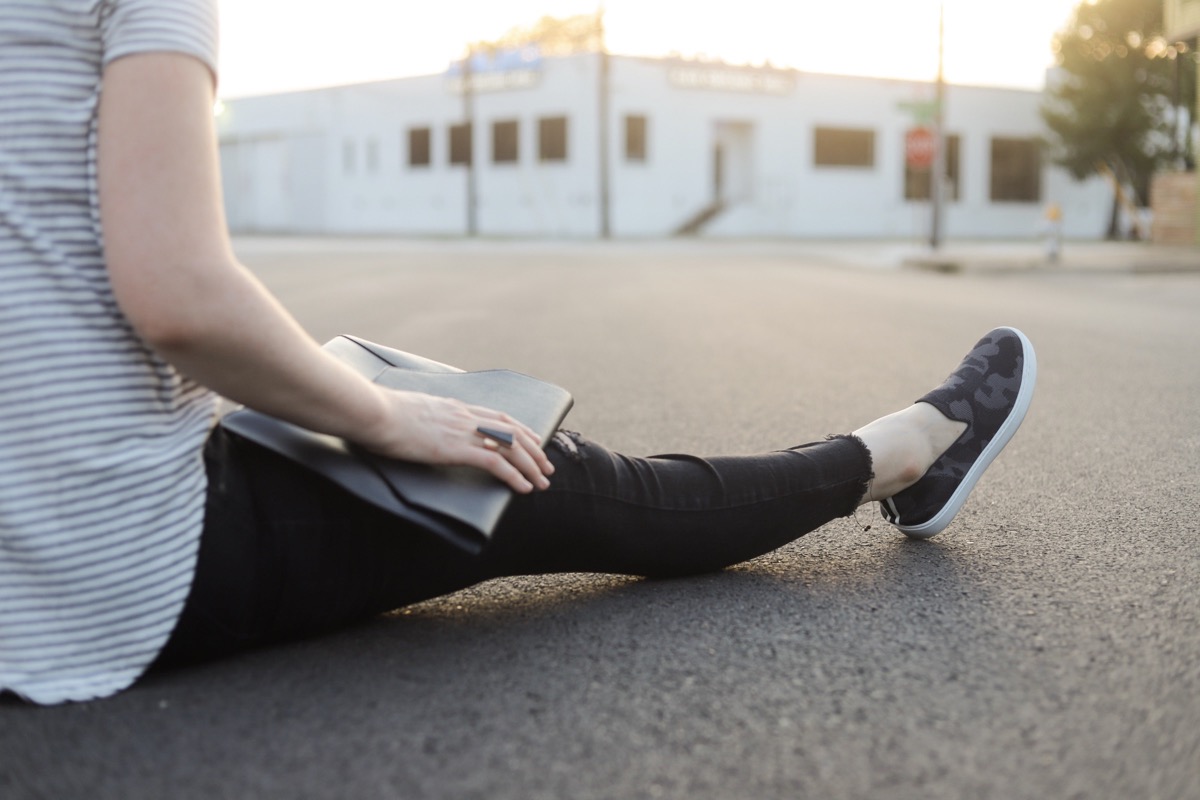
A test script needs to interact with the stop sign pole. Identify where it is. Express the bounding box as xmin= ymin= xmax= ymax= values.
xmin=897 ymin=3 xmax=947 ymax=250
